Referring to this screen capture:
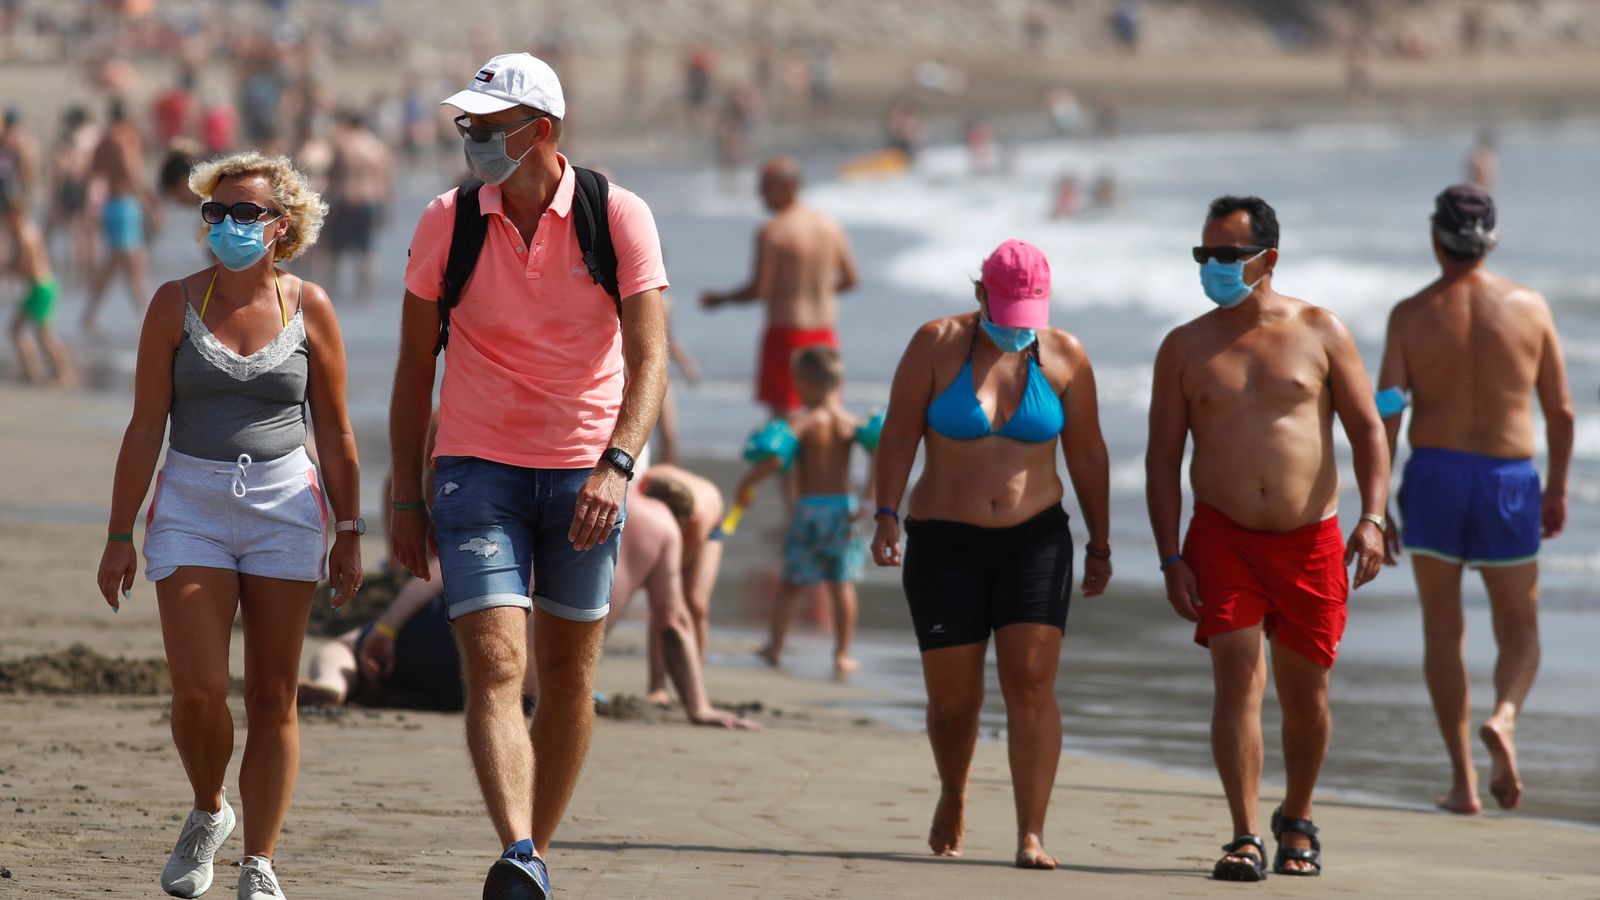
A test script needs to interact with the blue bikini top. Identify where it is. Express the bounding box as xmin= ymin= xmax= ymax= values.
xmin=926 ymin=324 xmax=1065 ymax=443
